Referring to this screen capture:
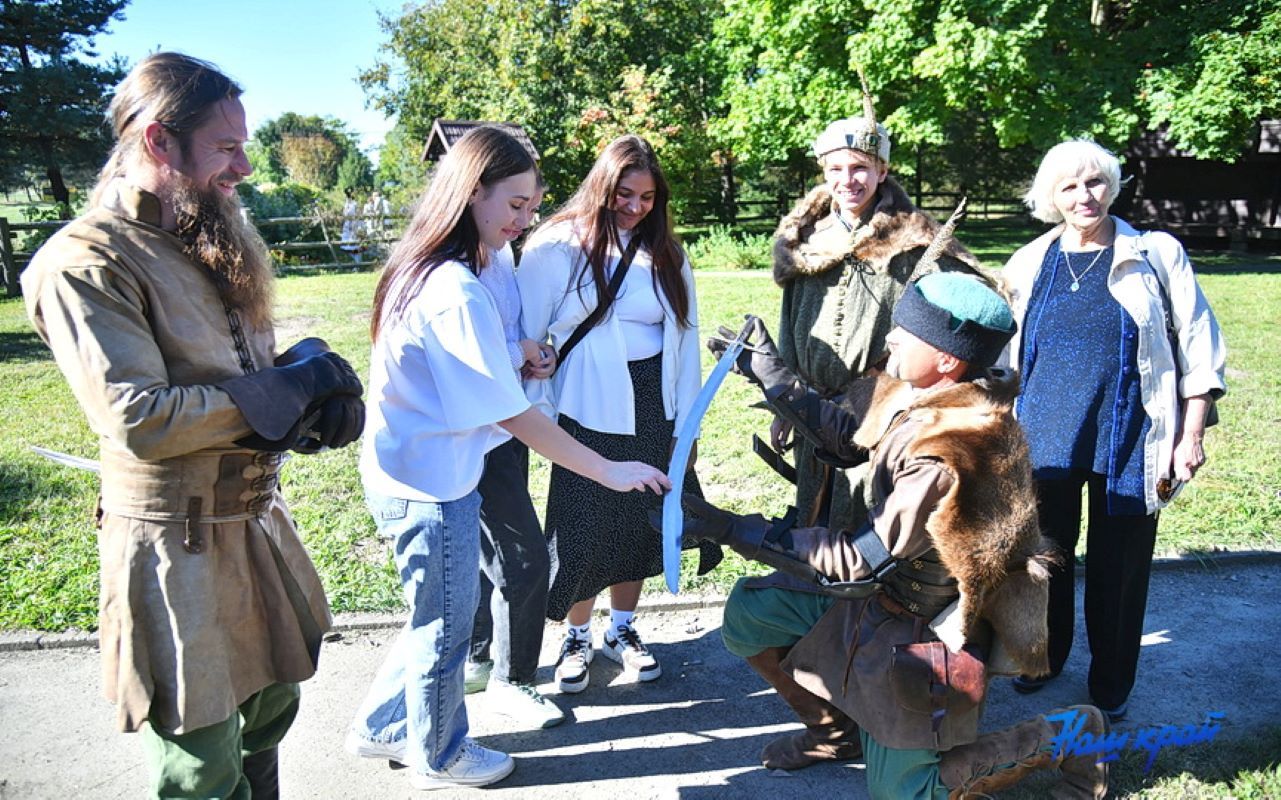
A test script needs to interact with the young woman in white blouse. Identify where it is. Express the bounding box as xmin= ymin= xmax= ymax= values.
xmin=346 ymin=127 xmax=668 ymax=791
xmin=519 ymin=135 xmax=720 ymax=694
